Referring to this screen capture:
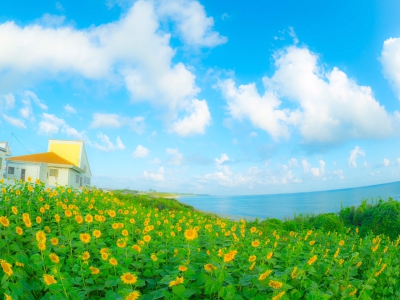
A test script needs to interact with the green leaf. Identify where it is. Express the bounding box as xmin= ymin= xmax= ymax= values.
xmin=204 ymin=277 xmax=222 ymax=295
xmin=172 ymin=285 xmax=186 ymax=298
